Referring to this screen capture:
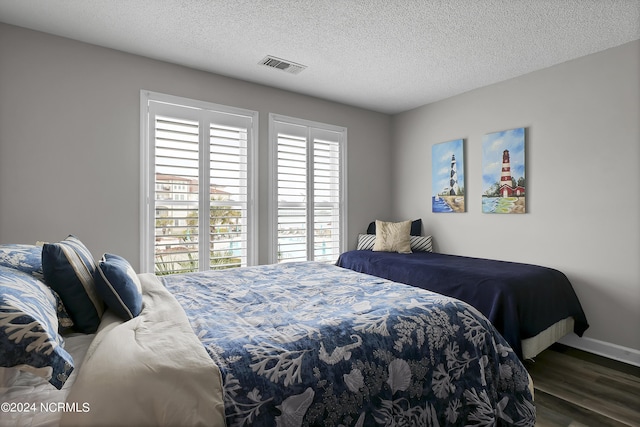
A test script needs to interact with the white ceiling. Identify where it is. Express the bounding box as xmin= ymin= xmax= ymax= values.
xmin=1 ymin=0 xmax=638 ymax=114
